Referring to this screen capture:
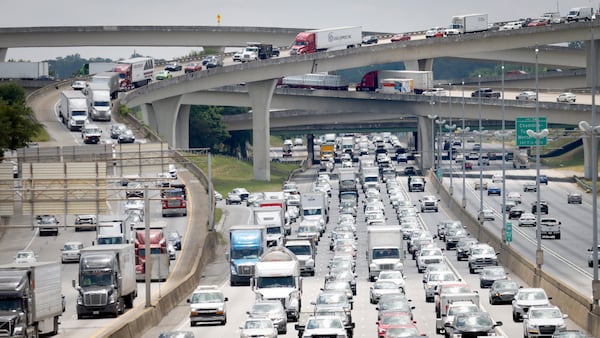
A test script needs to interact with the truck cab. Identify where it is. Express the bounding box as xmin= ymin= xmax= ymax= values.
xmin=284 ymin=237 xmax=316 ymax=276
xmin=228 ymin=225 xmax=267 ymax=286
xmin=241 ymin=46 xmax=259 ymax=62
